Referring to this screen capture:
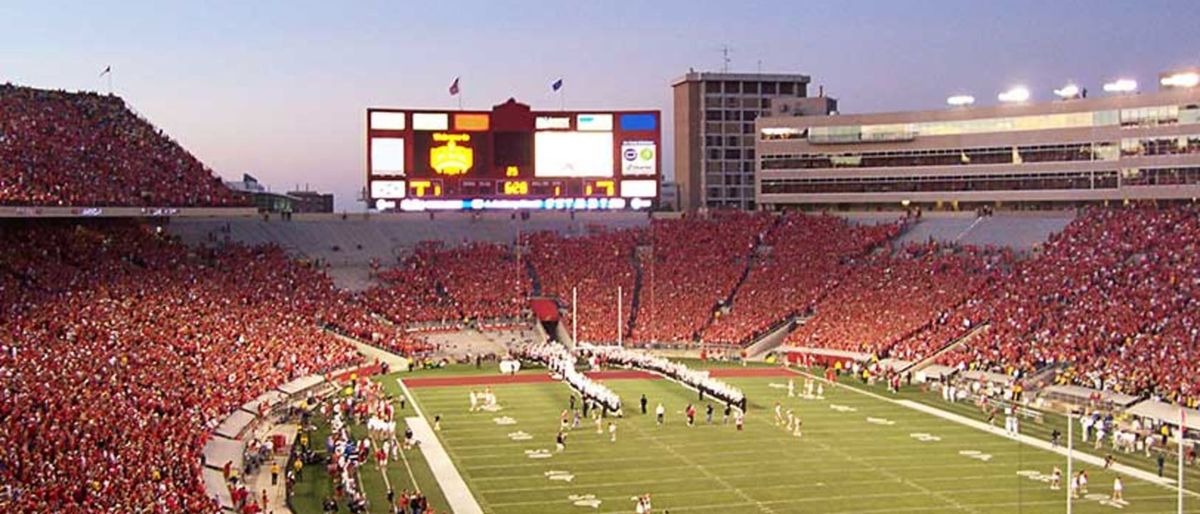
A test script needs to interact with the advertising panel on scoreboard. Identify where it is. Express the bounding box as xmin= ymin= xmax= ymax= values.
xmin=370 ymin=180 xmax=406 ymax=199
xmin=534 ymin=131 xmax=613 ymax=178
xmin=620 ymin=141 xmax=656 ymax=176
xmin=370 ymin=137 xmax=406 ymax=175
